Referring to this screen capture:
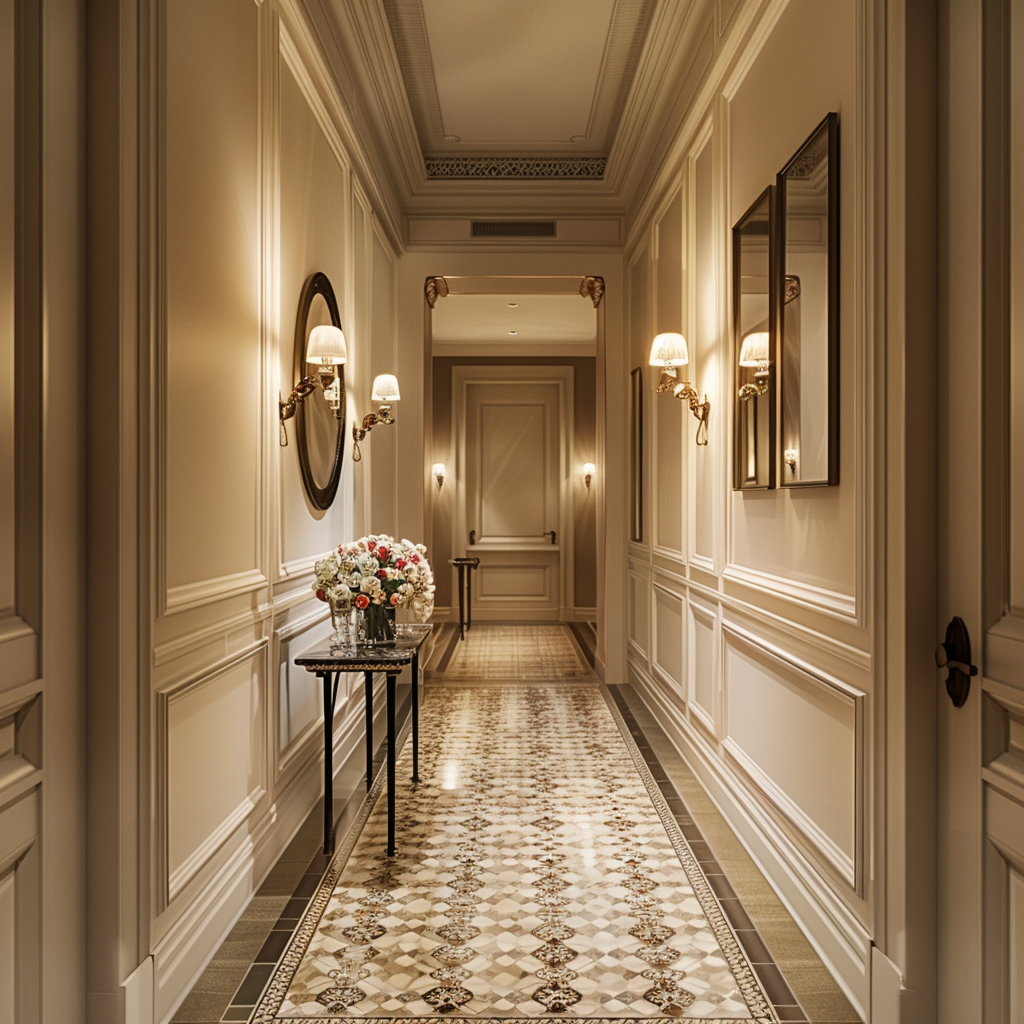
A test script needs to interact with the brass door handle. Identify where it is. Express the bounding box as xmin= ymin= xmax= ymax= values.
xmin=469 ymin=530 xmax=477 ymax=545
xmin=544 ymin=530 xmax=557 ymax=545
